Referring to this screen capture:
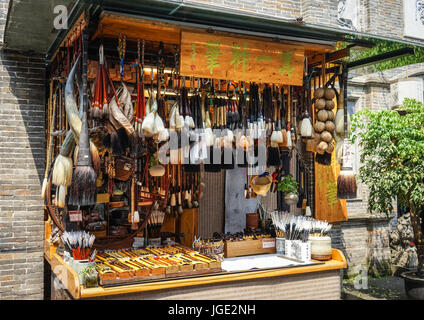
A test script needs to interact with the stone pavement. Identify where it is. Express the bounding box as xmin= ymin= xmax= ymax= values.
xmin=342 ymin=276 xmax=408 ymax=300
